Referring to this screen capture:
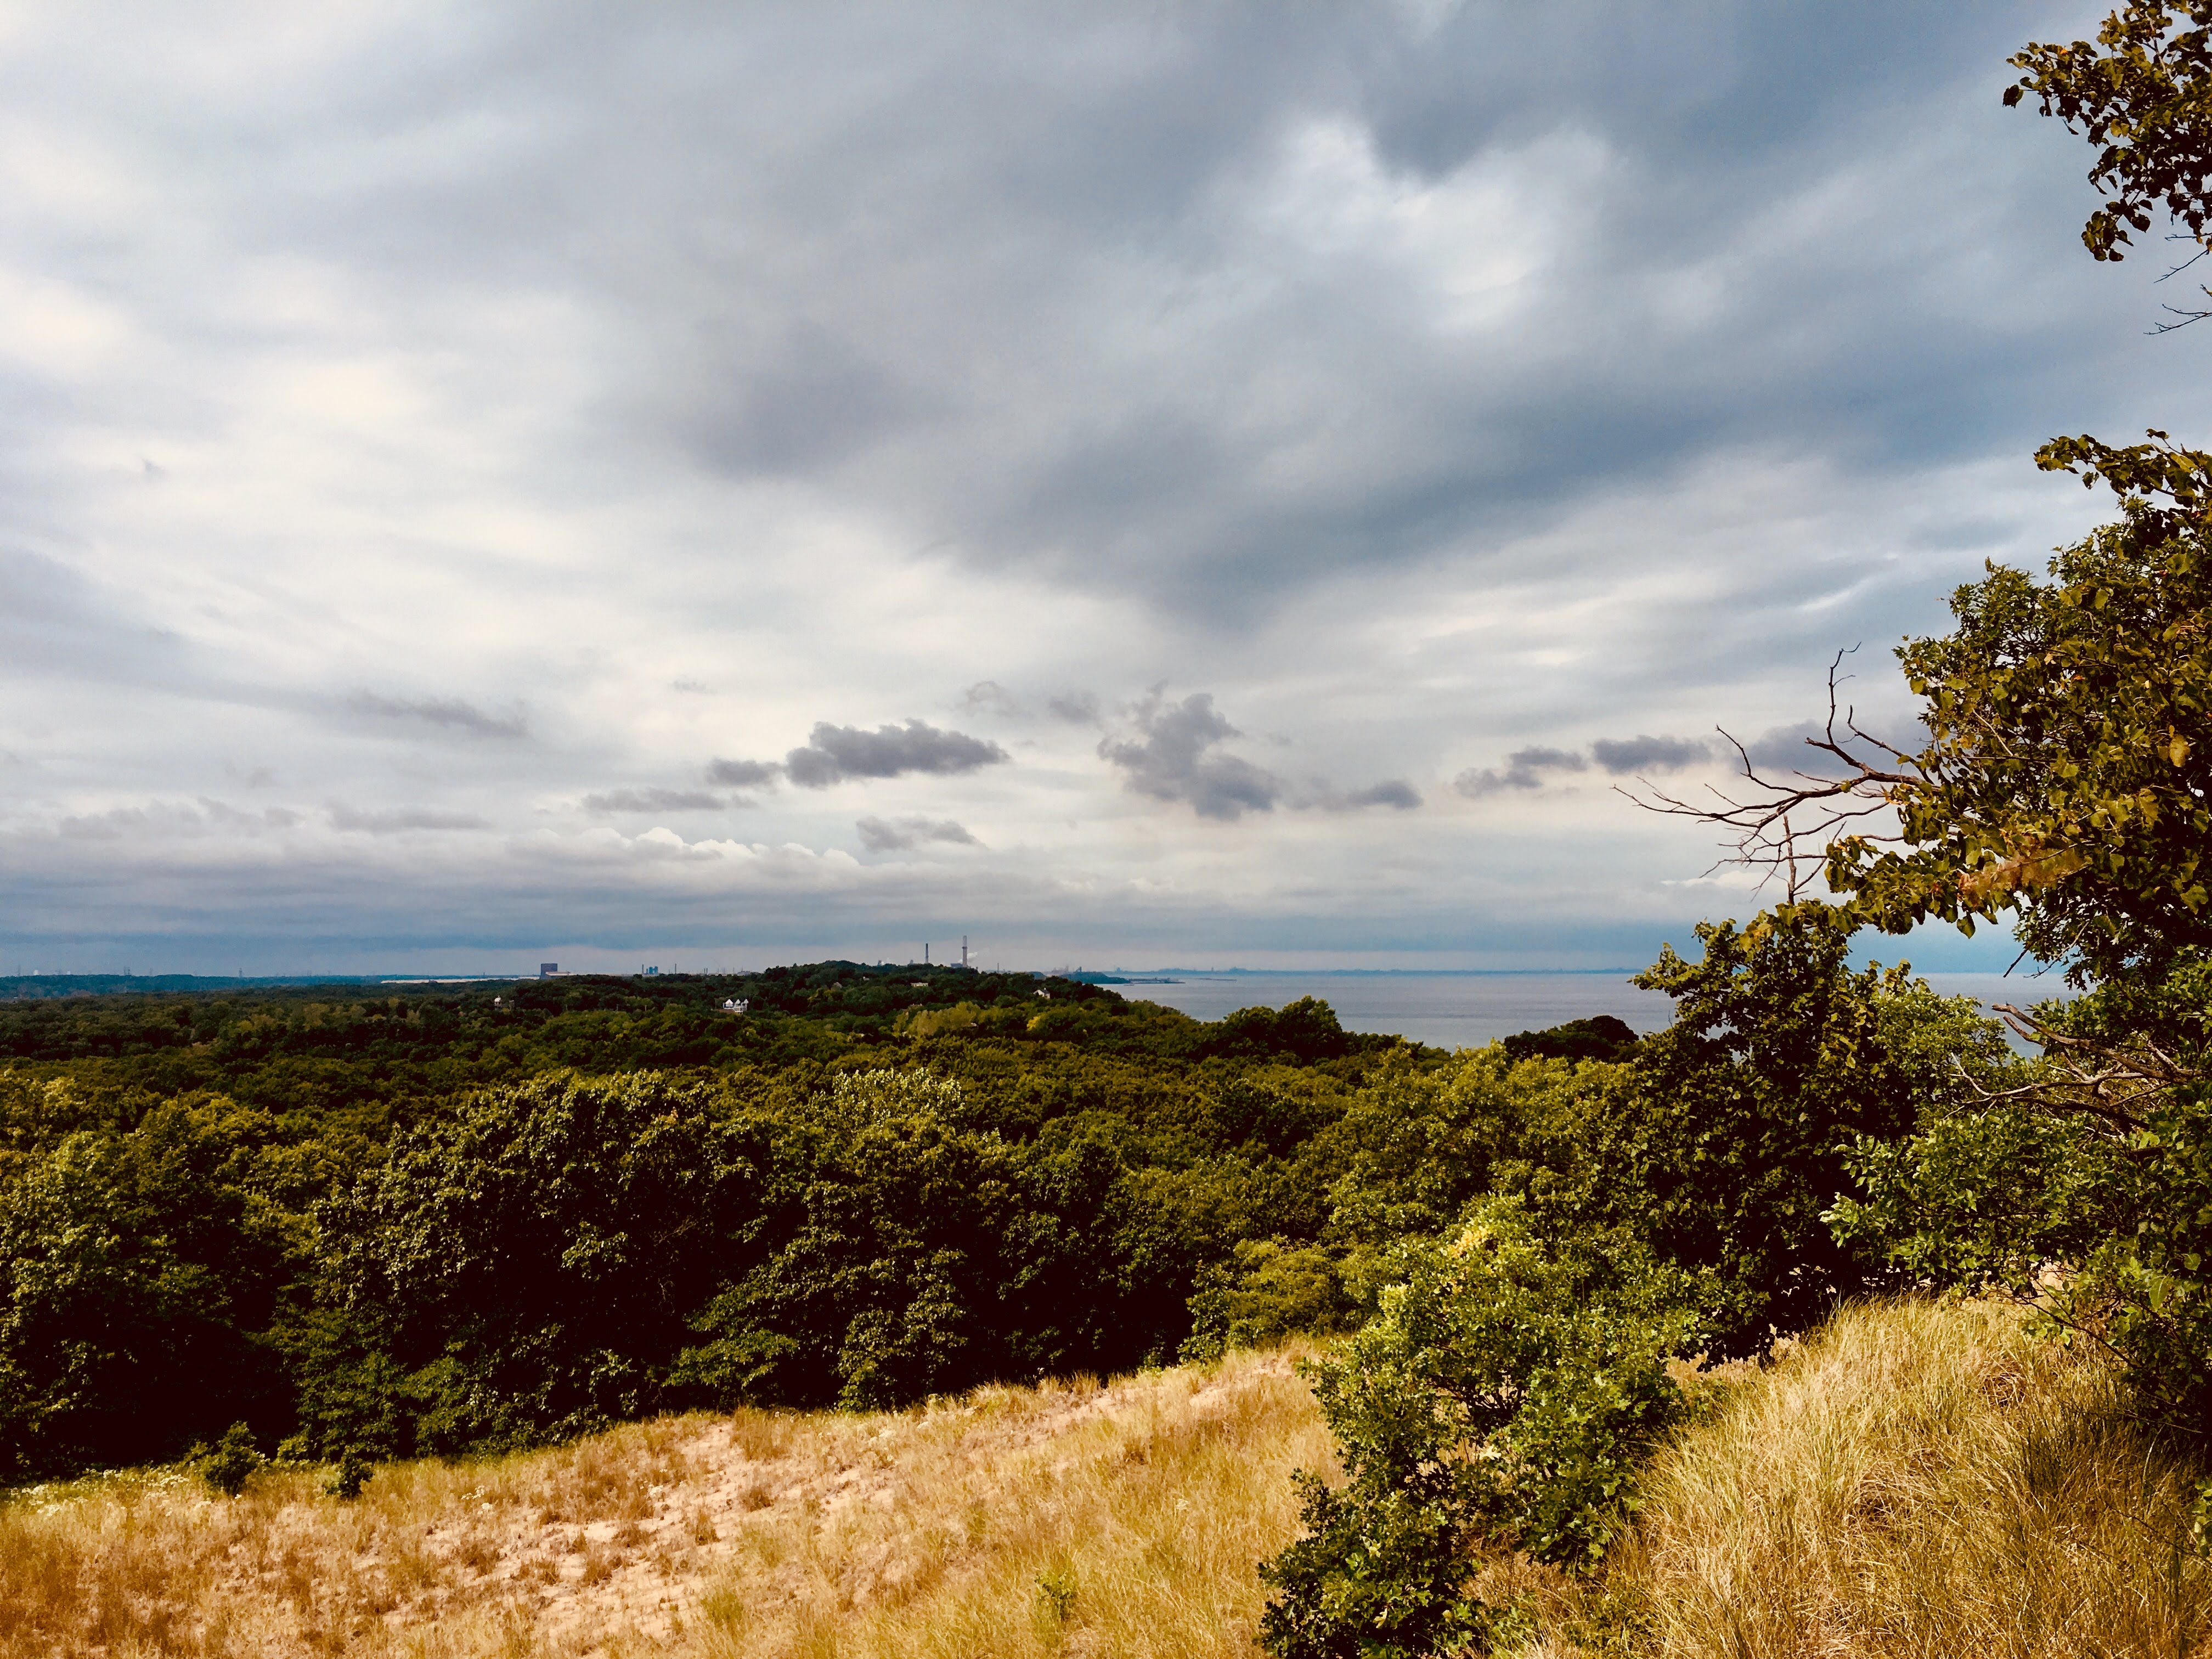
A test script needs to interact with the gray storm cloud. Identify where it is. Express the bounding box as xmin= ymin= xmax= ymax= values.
xmin=783 ymin=721 xmax=1011 ymax=789
xmin=1459 ymin=735 xmax=1717 ymax=795
xmin=1099 ymin=692 xmax=1285 ymax=821
xmin=1310 ymin=780 xmax=1424 ymax=812
xmin=583 ymin=788 xmax=726 ymax=814
xmin=704 ymin=758 xmax=784 ymax=789
xmin=856 ymin=815 xmax=979 ymax=853
xmin=1454 ymin=747 xmax=1590 ymax=798
xmin=1590 ymin=735 xmax=1712 ymax=775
